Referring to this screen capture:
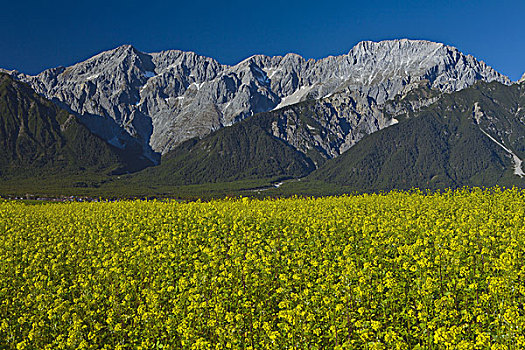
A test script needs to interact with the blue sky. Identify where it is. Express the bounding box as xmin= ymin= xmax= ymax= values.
xmin=1 ymin=0 xmax=524 ymax=80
